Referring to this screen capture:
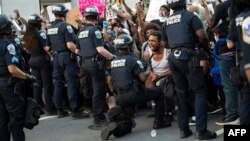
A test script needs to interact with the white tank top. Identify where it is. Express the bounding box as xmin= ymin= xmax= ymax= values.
xmin=149 ymin=48 xmax=170 ymax=77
